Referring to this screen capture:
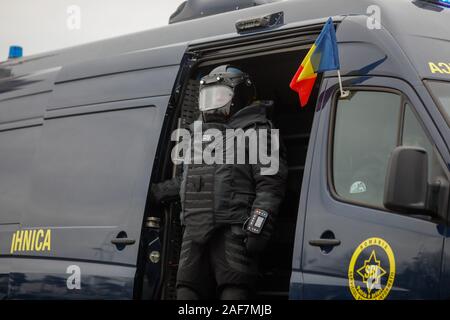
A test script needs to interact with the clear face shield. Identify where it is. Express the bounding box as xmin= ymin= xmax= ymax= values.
xmin=199 ymin=84 xmax=234 ymax=122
